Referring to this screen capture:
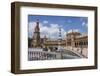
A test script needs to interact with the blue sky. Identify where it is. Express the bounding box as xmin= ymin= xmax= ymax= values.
xmin=28 ymin=15 xmax=88 ymax=39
